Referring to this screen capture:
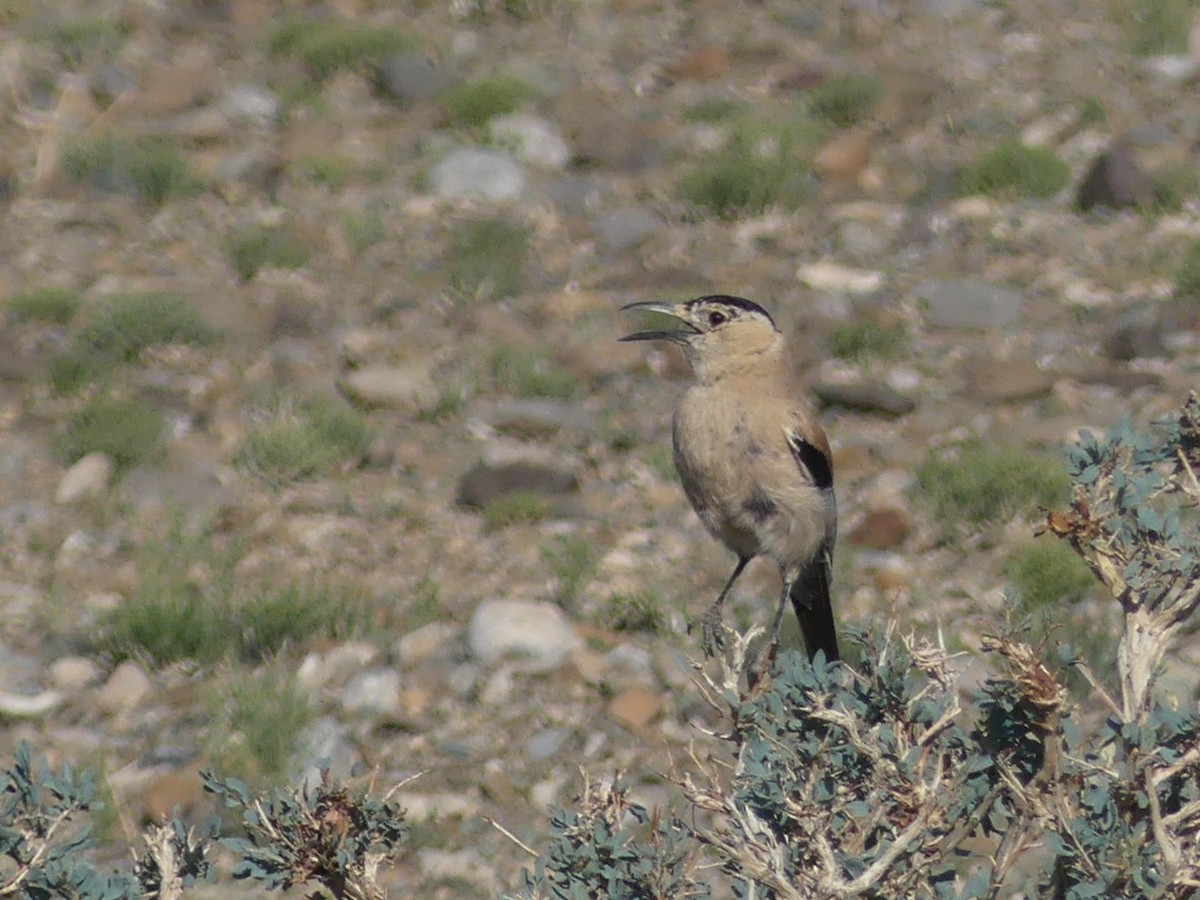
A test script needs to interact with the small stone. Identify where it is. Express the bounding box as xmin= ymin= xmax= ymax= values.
xmin=667 ymin=46 xmax=733 ymax=80
xmin=55 ymin=452 xmax=115 ymax=505
xmin=219 ymin=83 xmax=281 ymax=125
xmin=545 ymin=174 xmax=611 ymax=215
xmin=797 ymin=261 xmax=884 ymax=294
xmin=592 ymin=206 xmax=660 ymax=252
xmin=489 ymin=398 xmax=599 ymax=438
xmin=294 ymin=717 xmax=360 ymax=783
xmin=490 ymin=114 xmax=571 ymax=169
xmin=430 ymin=147 xmax=527 ymax=201
xmin=0 ymin=689 xmax=63 ymax=718
xmin=812 ymin=380 xmax=916 ymax=416
xmin=48 ymin=656 xmax=103 ymax=690
xmin=133 ymin=63 xmax=210 ymax=114
xmin=608 ymin=687 xmax=662 ymax=729
xmin=394 ymin=622 xmax=456 ymax=666
xmin=837 ymin=219 xmax=889 ymax=261
xmin=339 ymin=364 xmax=440 ymax=413
xmin=96 ymin=661 xmax=152 ymax=713
xmin=814 ymin=129 xmax=871 ymax=180
xmin=1104 ymin=305 xmax=1167 ymax=360
xmin=456 ymin=460 xmax=579 ymax=508
xmin=341 ymin=669 xmax=403 ymax=715
xmin=970 ymin=358 xmax=1055 ymax=402
xmin=915 ymin=279 xmax=1024 ymax=330
xmin=526 ymin=727 xmax=570 ymax=760
xmin=1076 ymin=141 xmax=1154 ymax=211
xmin=560 ymin=90 xmax=663 ymax=171
xmin=848 ymin=507 xmax=912 ymax=549
xmin=468 ymin=599 xmax=580 ymax=671
xmin=375 ymin=52 xmax=455 ymax=104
